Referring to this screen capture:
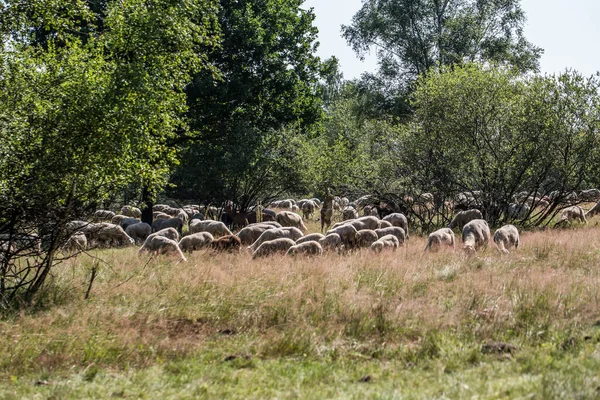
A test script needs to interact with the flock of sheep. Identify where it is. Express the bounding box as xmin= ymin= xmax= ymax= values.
xmin=53 ymin=188 xmax=600 ymax=264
